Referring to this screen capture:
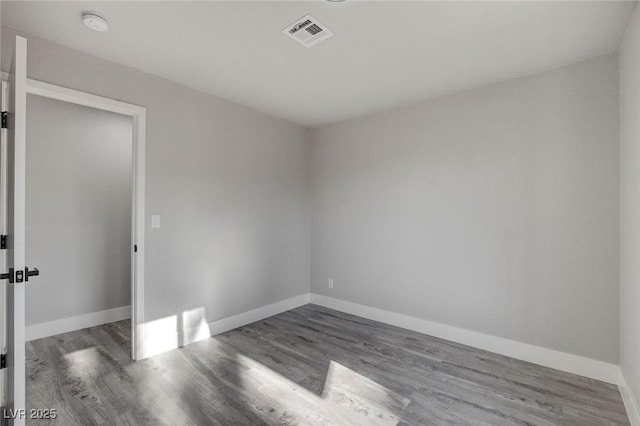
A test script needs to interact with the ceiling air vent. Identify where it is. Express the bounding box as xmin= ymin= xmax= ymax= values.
xmin=283 ymin=15 xmax=334 ymax=47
